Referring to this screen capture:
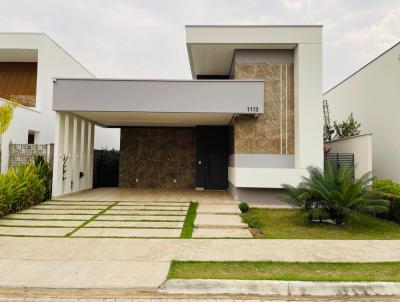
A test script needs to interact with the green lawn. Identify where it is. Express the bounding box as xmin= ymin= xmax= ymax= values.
xmin=180 ymin=202 xmax=198 ymax=238
xmin=242 ymin=209 xmax=400 ymax=239
xmin=168 ymin=261 xmax=400 ymax=282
